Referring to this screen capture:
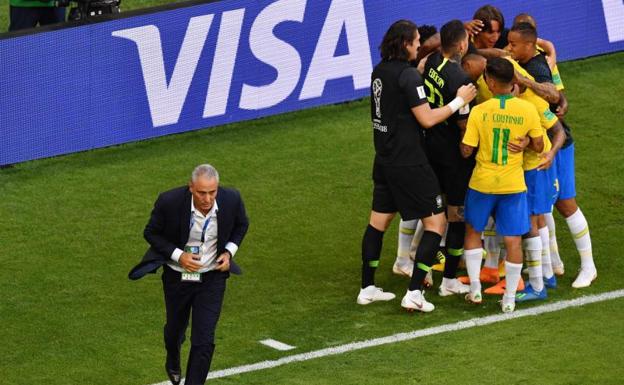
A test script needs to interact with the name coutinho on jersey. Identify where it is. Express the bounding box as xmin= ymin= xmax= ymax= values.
xmin=492 ymin=113 xmax=524 ymax=125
